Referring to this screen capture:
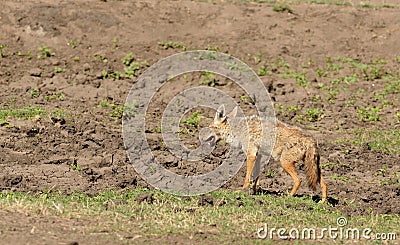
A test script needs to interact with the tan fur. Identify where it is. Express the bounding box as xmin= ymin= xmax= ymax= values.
xmin=204 ymin=105 xmax=327 ymax=204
